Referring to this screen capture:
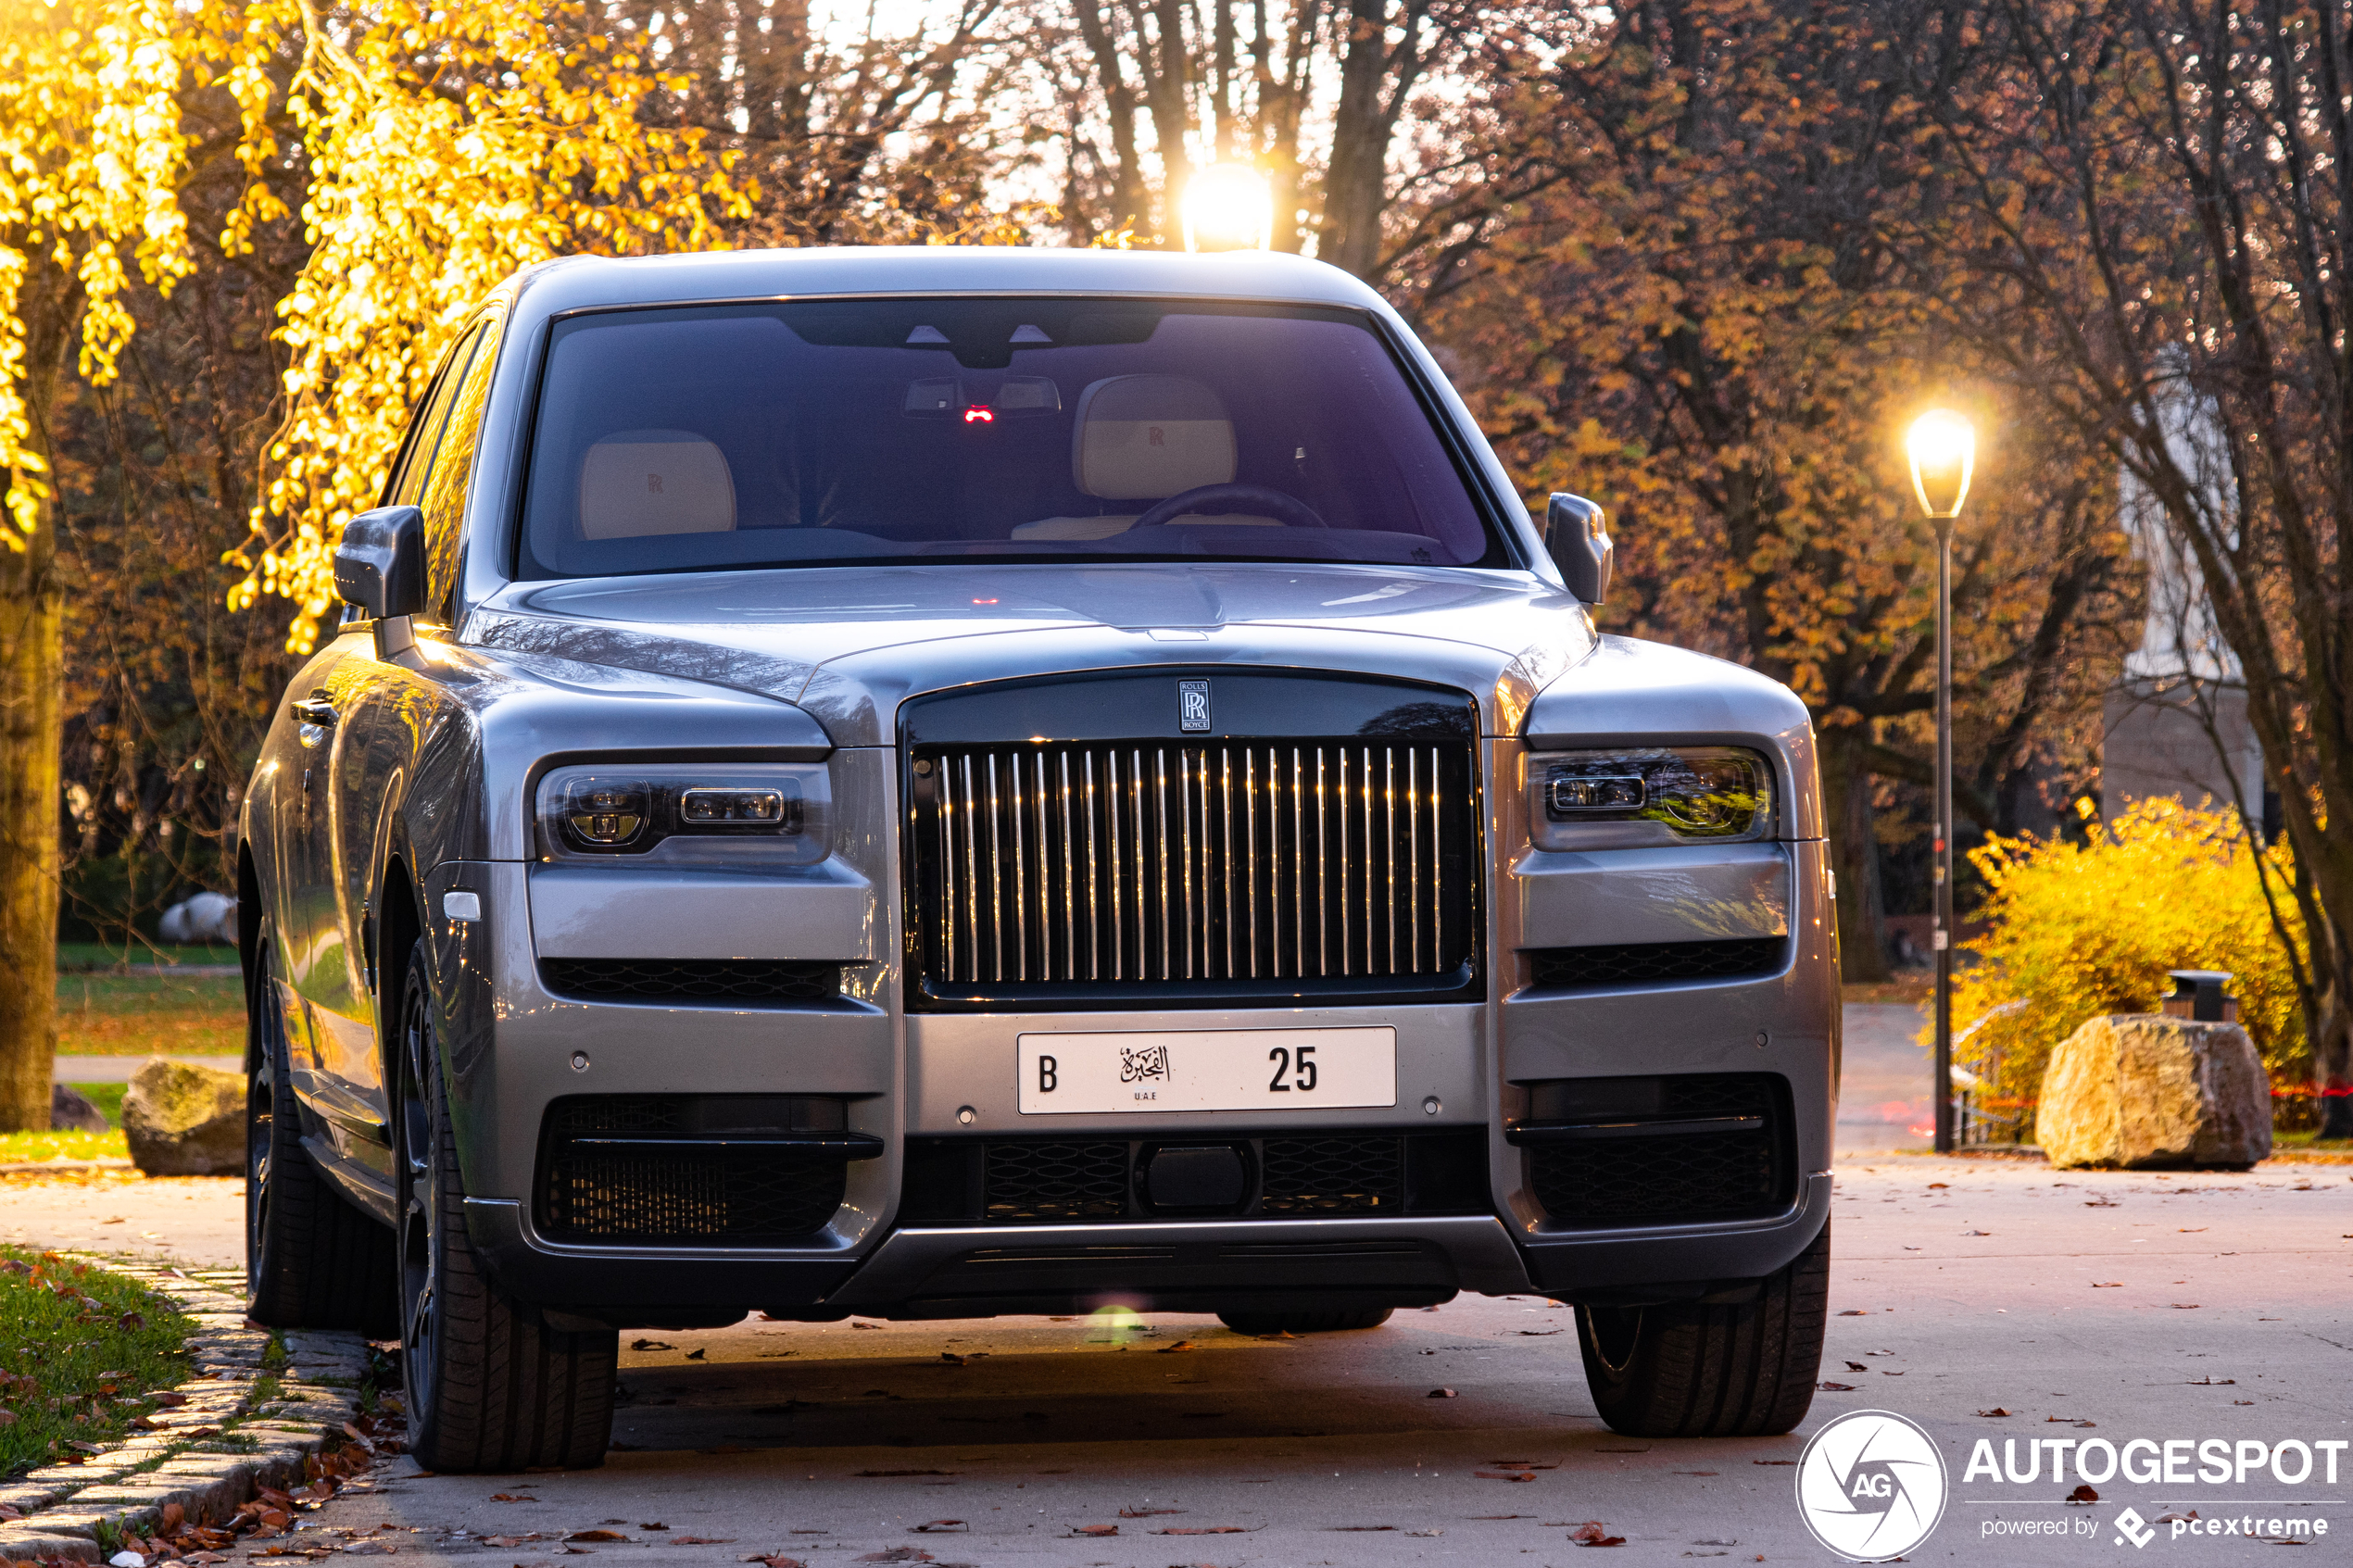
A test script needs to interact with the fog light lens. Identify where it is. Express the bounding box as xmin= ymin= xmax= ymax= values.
xmin=563 ymin=780 xmax=648 ymax=847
